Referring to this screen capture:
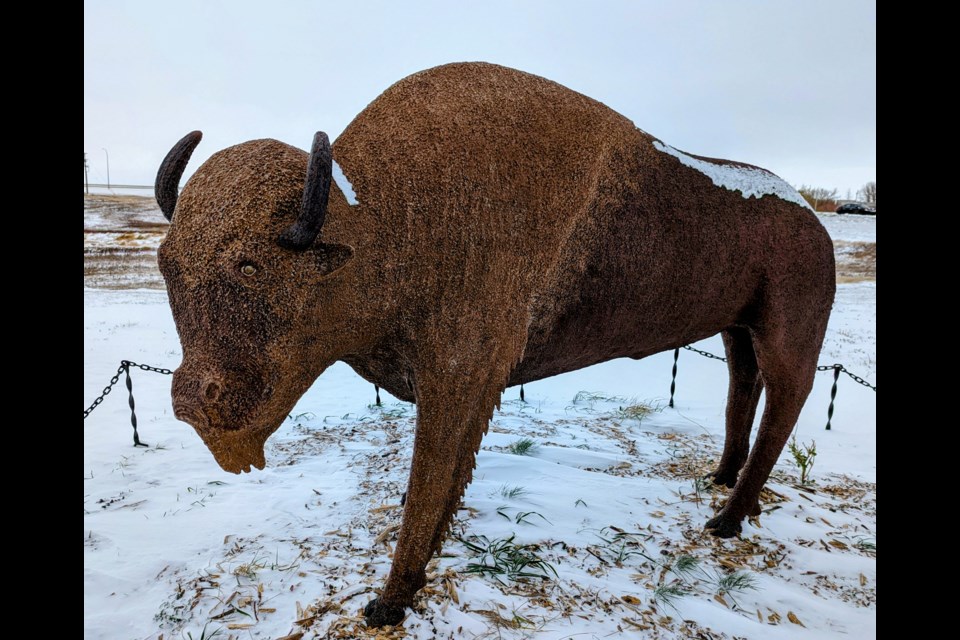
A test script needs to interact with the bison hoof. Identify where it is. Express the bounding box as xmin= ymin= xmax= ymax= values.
xmin=707 ymin=468 xmax=739 ymax=488
xmin=364 ymin=597 xmax=406 ymax=627
xmin=704 ymin=513 xmax=743 ymax=538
